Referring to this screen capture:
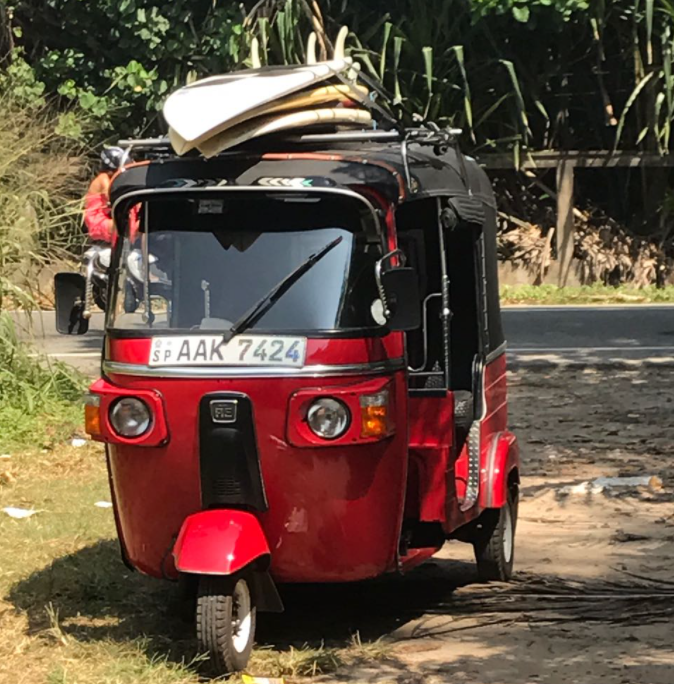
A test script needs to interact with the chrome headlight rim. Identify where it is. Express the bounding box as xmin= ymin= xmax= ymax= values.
xmin=306 ymin=397 xmax=351 ymax=440
xmin=109 ymin=397 xmax=152 ymax=438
